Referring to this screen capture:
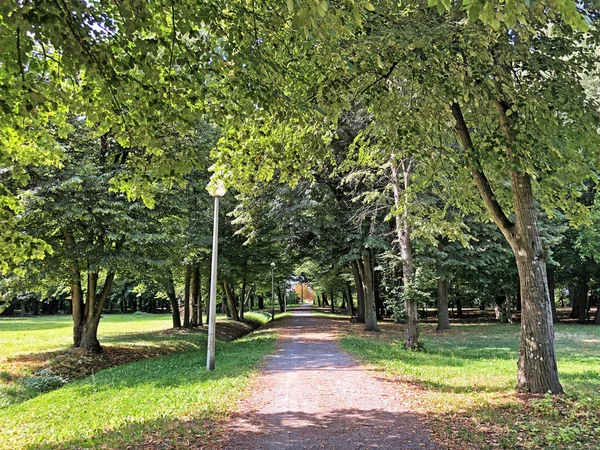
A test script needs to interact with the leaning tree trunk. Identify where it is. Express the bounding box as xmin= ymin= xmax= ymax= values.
xmin=223 ymin=280 xmax=239 ymax=322
xmin=436 ymin=276 xmax=450 ymax=331
xmin=360 ymin=254 xmax=379 ymax=332
xmin=452 ymin=100 xmax=562 ymax=394
xmin=351 ymin=260 xmax=366 ymax=323
xmin=391 ymin=158 xmax=418 ymax=349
